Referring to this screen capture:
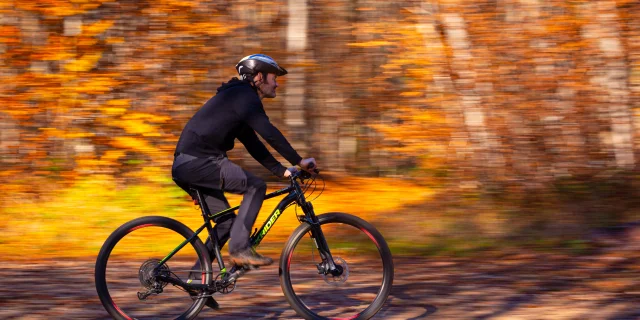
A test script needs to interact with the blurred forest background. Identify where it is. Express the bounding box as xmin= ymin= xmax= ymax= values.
xmin=1 ymin=0 xmax=640 ymax=259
